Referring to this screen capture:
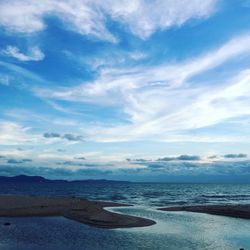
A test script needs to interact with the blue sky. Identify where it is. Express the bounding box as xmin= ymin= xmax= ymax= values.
xmin=0 ymin=0 xmax=250 ymax=181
